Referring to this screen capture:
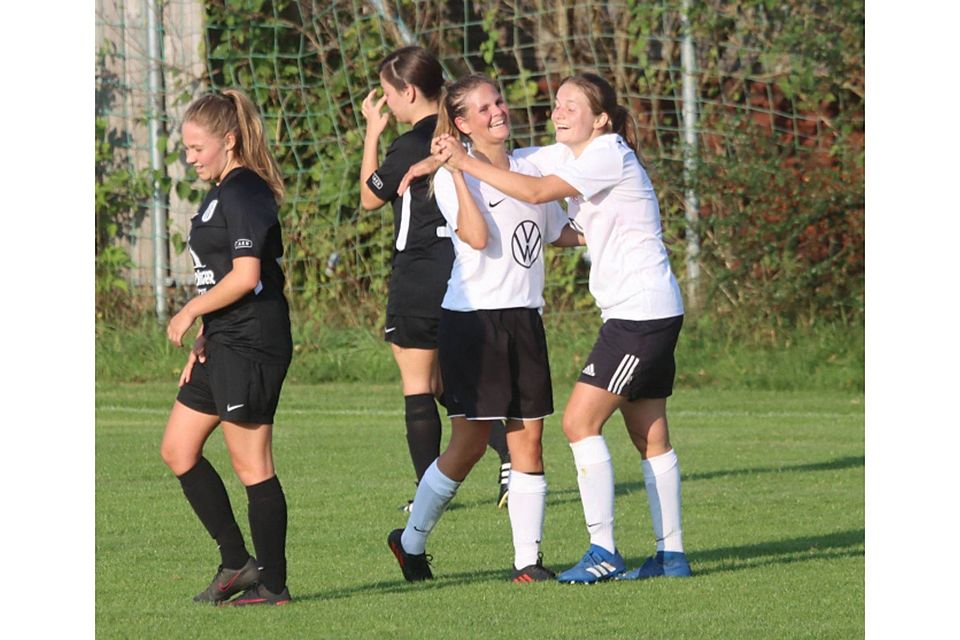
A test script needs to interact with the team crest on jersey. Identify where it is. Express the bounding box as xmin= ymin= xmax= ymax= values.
xmin=200 ymin=199 xmax=218 ymax=222
xmin=511 ymin=220 xmax=542 ymax=269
